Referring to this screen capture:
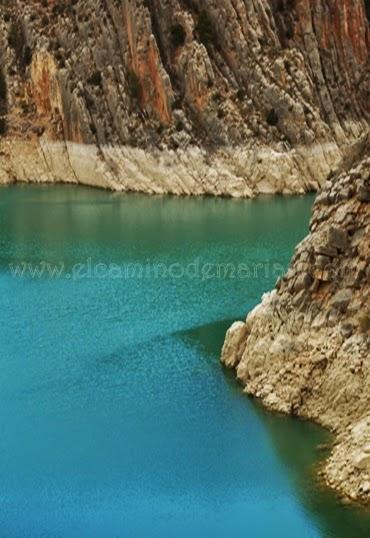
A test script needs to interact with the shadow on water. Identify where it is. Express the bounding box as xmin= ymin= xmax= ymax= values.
xmin=178 ymin=318 xmax=370 ymax=538
xmin=254 ymin=407 xmax=370 ymax=538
